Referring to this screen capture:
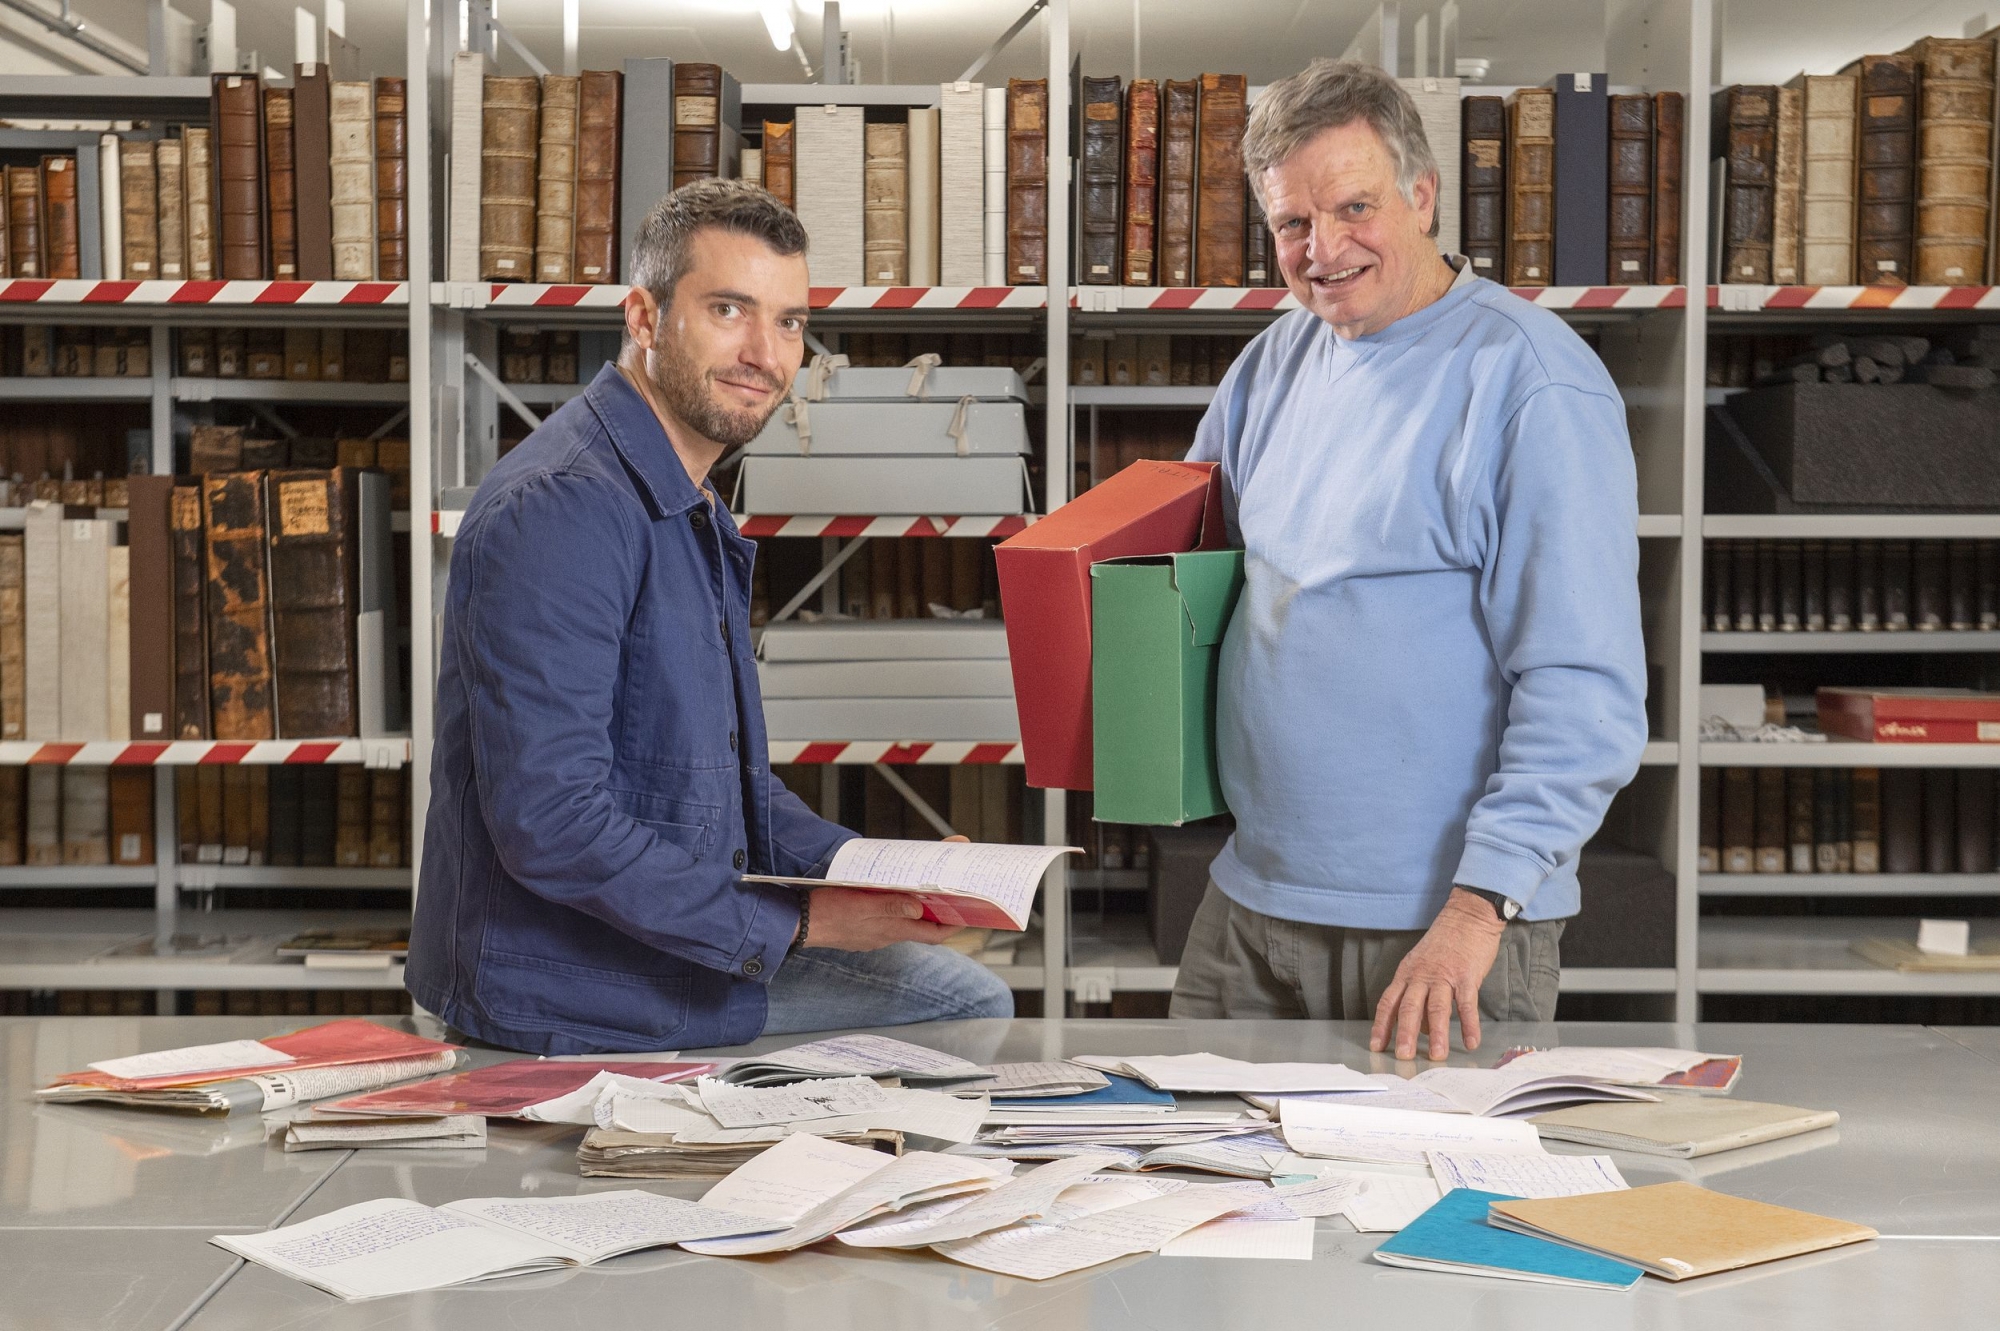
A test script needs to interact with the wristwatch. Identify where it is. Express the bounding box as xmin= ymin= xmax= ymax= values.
xmin=1461 ymin=887 xmax=1520 ymax=922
